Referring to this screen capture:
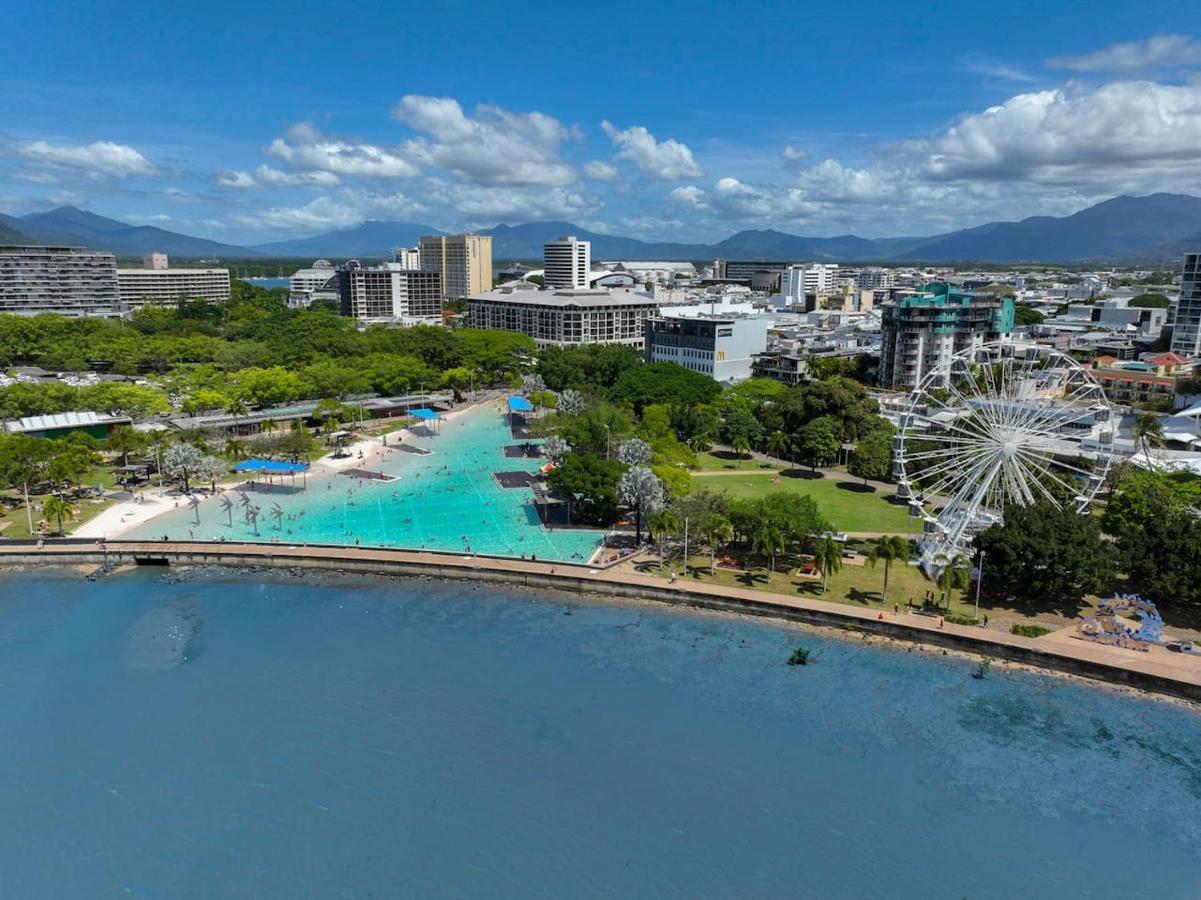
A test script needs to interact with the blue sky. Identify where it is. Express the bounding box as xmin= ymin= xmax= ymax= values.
xmin=4 ymin=0 xmax=1201 ymax=245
